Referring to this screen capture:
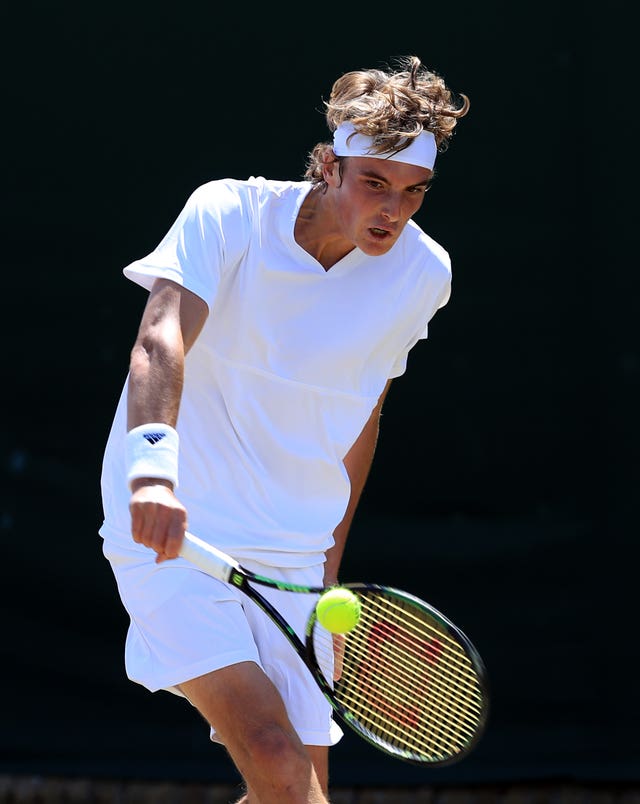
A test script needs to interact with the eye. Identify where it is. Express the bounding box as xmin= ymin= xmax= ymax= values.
xmin=366 ymin=179 xmax=384 ymax=189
